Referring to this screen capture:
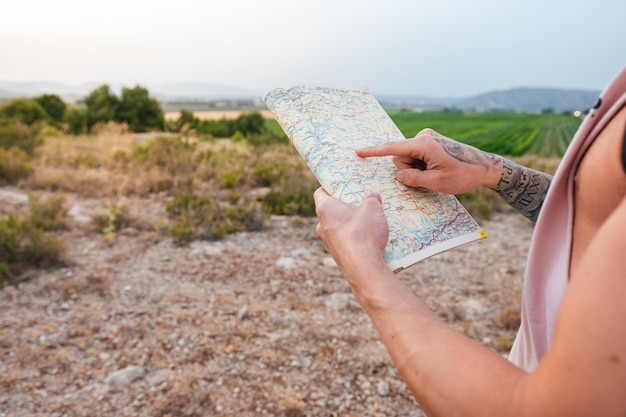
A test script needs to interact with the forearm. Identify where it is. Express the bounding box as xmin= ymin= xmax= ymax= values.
xmin=487 ymin=156 xmax=552 ymax=222
xmin=347 ymin=262 xmax=527 ymax=417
